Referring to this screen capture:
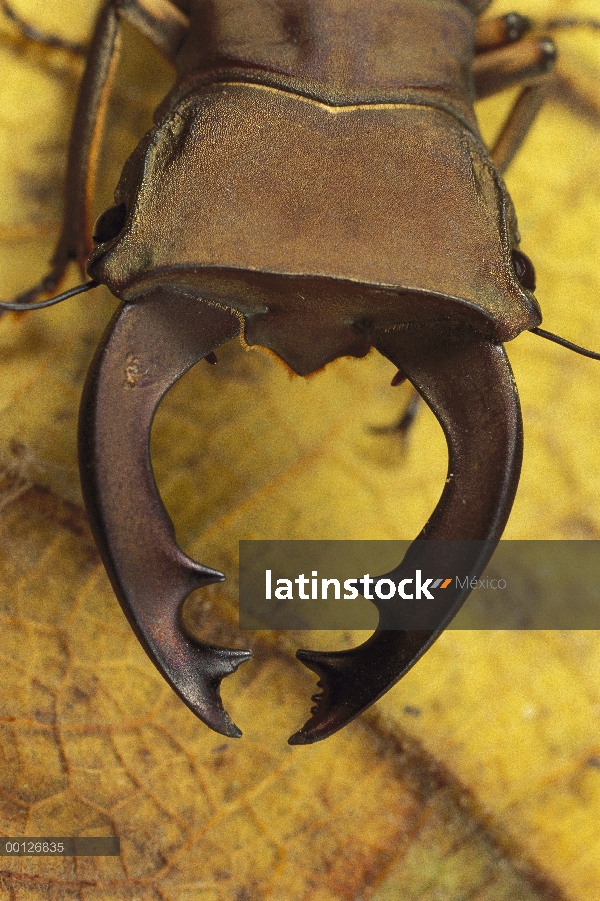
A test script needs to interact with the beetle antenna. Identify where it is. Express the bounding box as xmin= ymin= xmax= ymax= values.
xmin=530 ymin=326 xmax=600 ymax=361
xmin=0 ymin=280 xmax=99 ymax=312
